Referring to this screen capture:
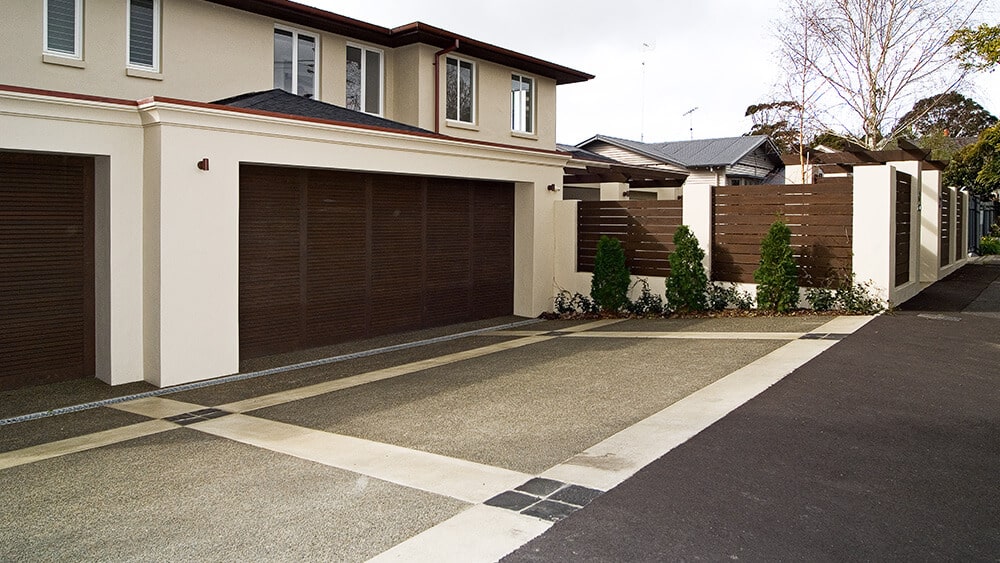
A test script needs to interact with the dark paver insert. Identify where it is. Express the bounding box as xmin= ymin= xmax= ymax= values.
xmin=485 ymin=491 xmax=539 ymax=511
xmin=549 ymin=484 xmax=603 ymax=507
xmin=522 ymin=500 xmax=579 ymax=522
xmin=800 ymin=333 xmax=848 ymax=341
xmin=516 ymin=478 xmax=564 ymax=496
xmin=165 ymin=408 xmax=231 ymax=426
